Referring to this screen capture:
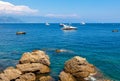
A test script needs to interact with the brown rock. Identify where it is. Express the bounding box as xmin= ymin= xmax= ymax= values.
xmin=3 ymin=67 xmax=22 ymax=80
xmin=64 ymin=56 xmax=96 ymax=78
xmin=15 ymin=73 xmax=36 ymax=81
xmin=0 ymin=73 xmax=9 ymax=81
xmin=16 ymin=32 xmax=26 ymax=35
xmin=72 ymin=71 xmax=89 ymax=78
xmin=59 ymin=71 xmax=76 ymax=81
xmin=86 ymin=64 xmax=96 ymax=73
xmin=39 ymin=76 xmax=55 ymax=81
xmin=19 ymin=50 xmax=50 ymax=66
xmin=65 ymin=56 xmax=88 ymax=73
xmin=55 ymin=49 xmax=61 ymax=53
xmin=16 ymin=63 xmax=50 ymax=73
